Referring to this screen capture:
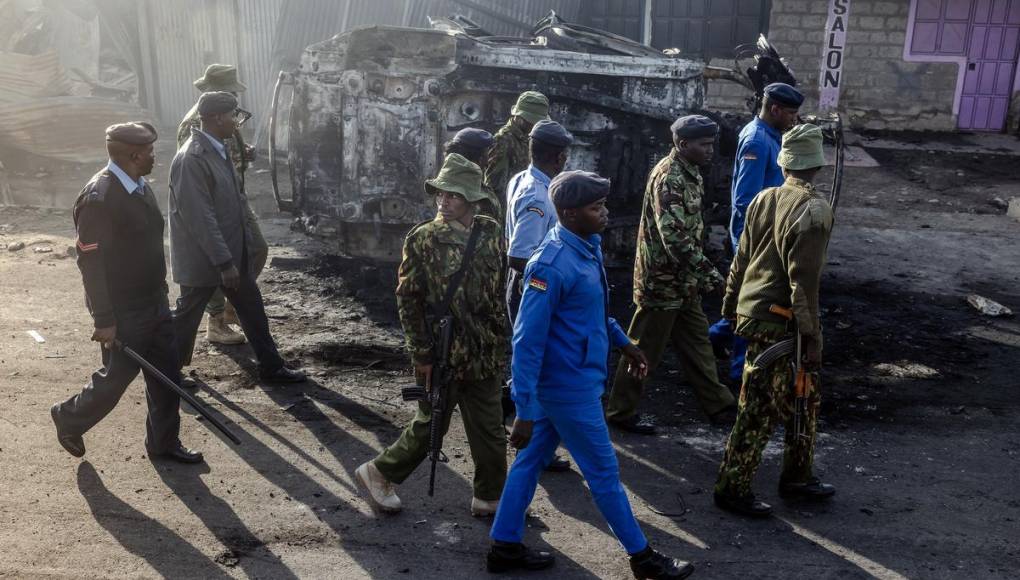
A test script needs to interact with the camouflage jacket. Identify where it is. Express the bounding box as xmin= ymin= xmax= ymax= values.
xmin=483 ymin=119 xmax=529 ymax=218
xmin=396 ymin=215 xmax=509 ymax=381
xmin=476 ymin=184 xmax=501 ymax=221
xmin=177 ymin=103 xmax=248 ymax=189
xmin=632 ymin=148 xmax=724 ymax=309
